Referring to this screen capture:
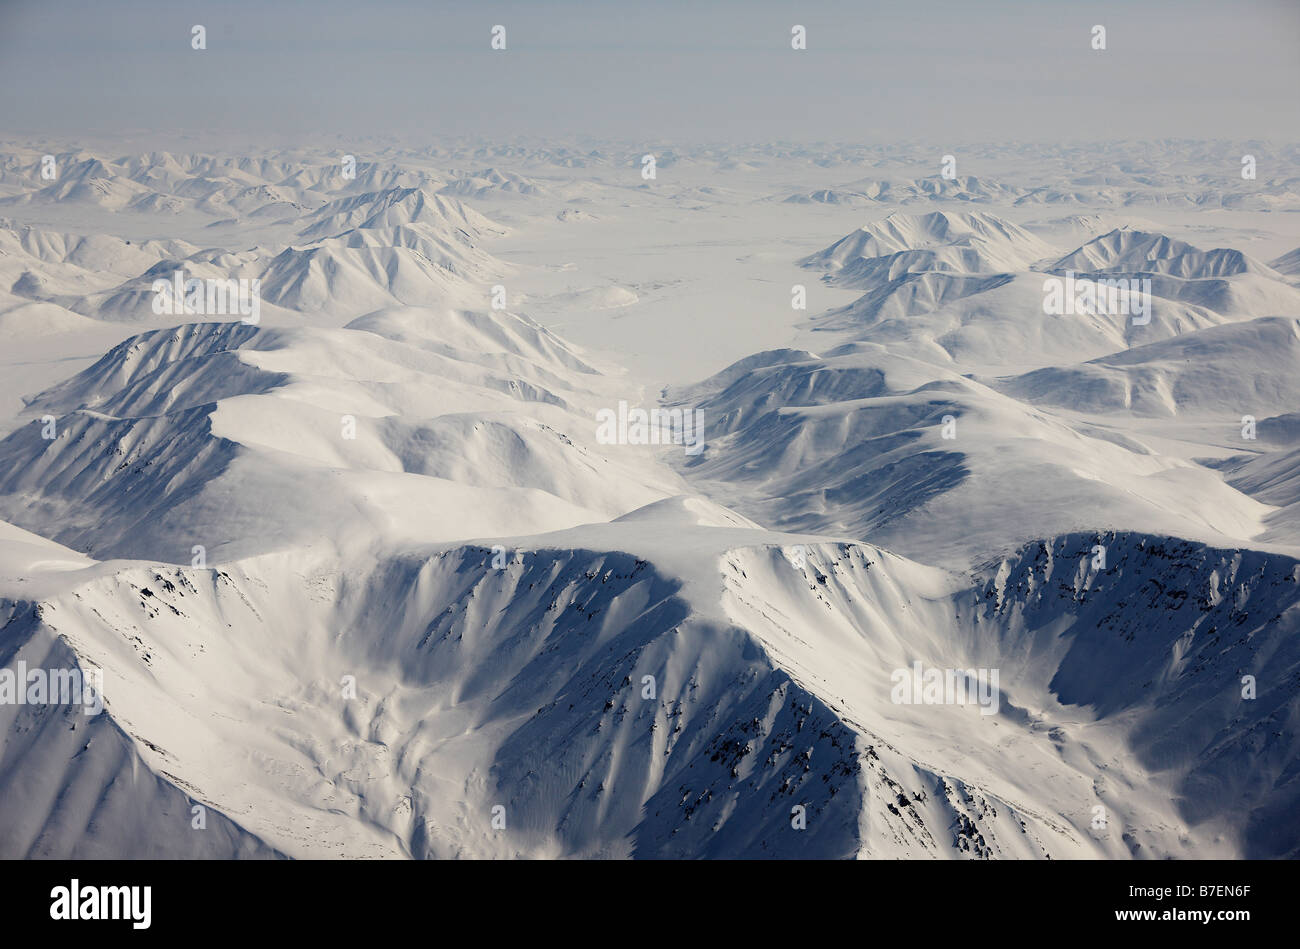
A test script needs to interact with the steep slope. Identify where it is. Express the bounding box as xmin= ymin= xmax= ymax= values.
xmin=666 ymin=345 xmax=1271 ymax=567
xmin=801 ymin=210 xmax=1056 ymax=276
xmin=995 ymin=316 xmax=1300 ymax=417
xmin=962 ymin=533 xmax=1300 ymax=858
xmin=0 ymin=517 xmax=1047 ymax=859
xmin=4 ymin=513 xmax=1295 ymax=858
xmin=1053 ymin=228 xmax=1277 ymax=279
xmin=804 ymin=219 xmax=1300 ymax=373
xmin=297 ymin=186 xmax=501 ymax=243
xmin=1270 ymin=246 xmax=1300 ymax=277
xmin=0 ymin=309 xmax=680 ymax=562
